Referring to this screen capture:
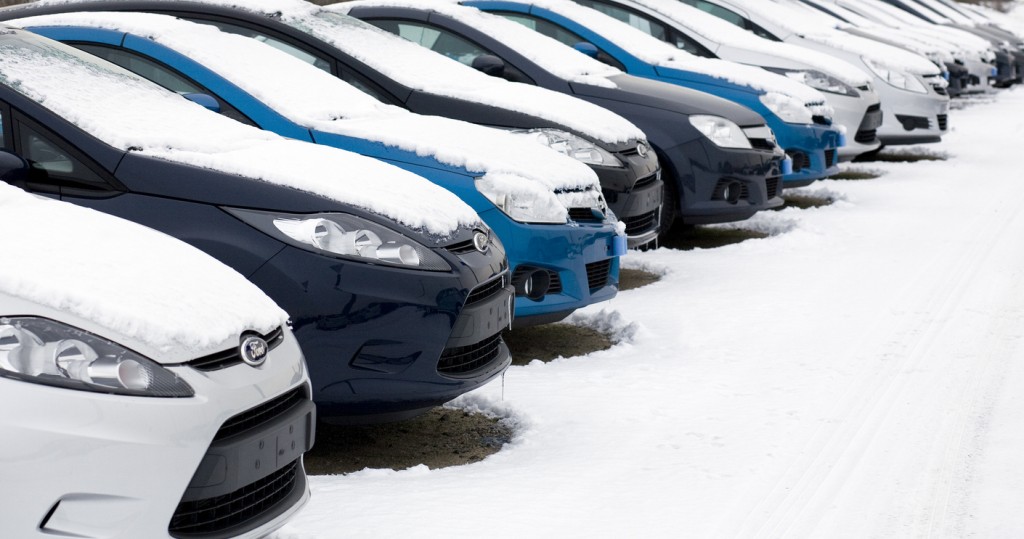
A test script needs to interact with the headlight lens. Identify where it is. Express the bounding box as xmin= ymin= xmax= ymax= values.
xmin=758 ymin=92 xmax=815 ymax=124
xmin=0 ymin=317 xmax=194 ymax=397
xmin=509 ymin=128 xmax=623 ymax=167
xmin=475 ymin=176 xmax=568 ymax=224
xmin=688 ymin=115 xmax=752 ymax=149
xmin=765 ymin=68 xmax=860 ymax=97
xmin=227 ymin=208 xmax=451 ymax=271
xmin=862 ymin=57 xmax=928 ymax=94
